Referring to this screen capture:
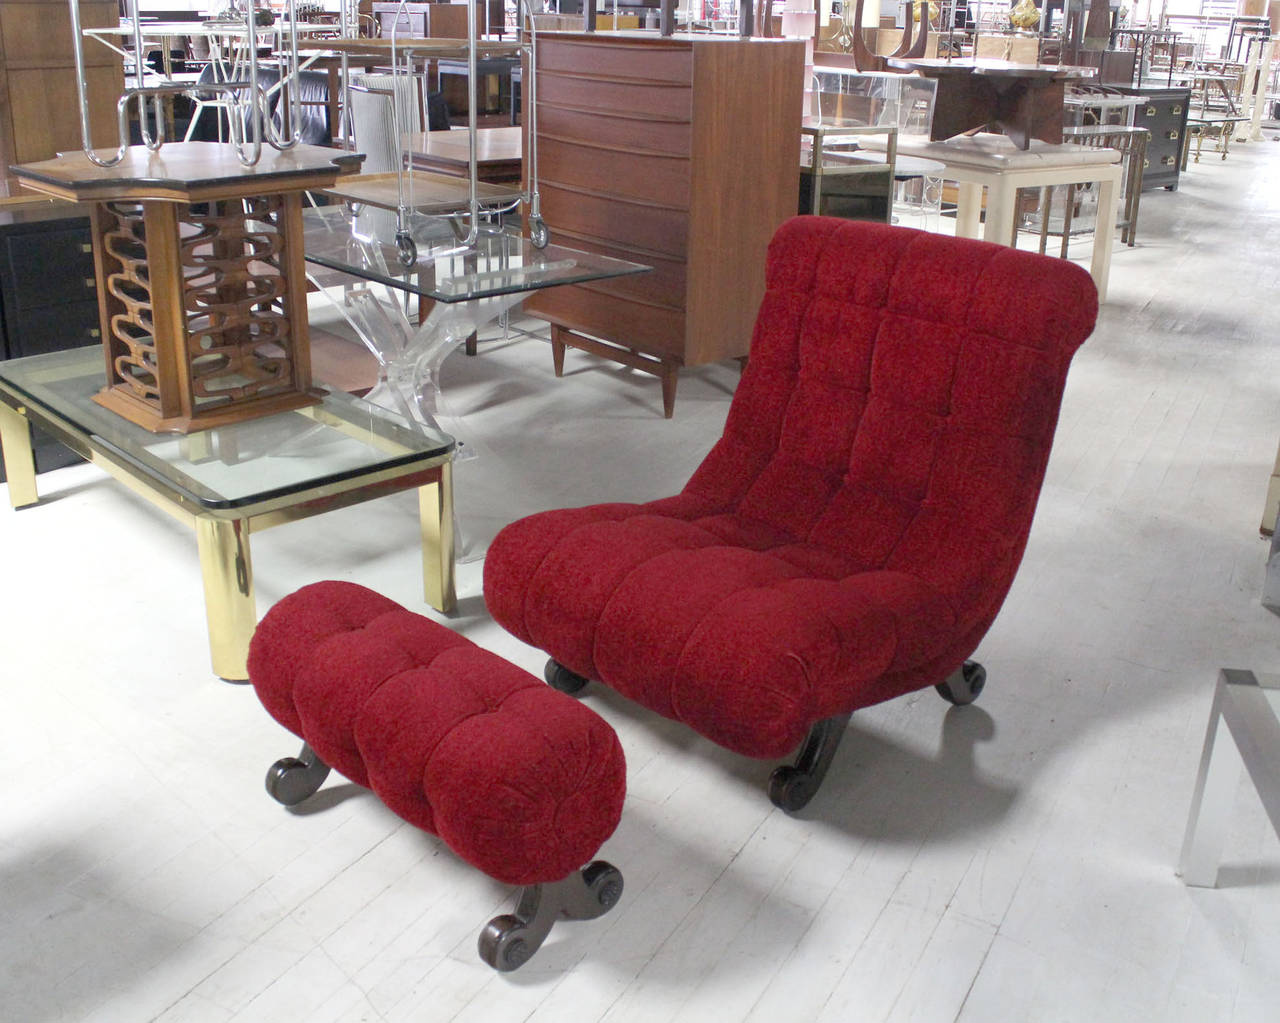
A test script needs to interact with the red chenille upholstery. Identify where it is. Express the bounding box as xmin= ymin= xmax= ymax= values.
xmin=484 ymin=217 xmax=1097 ymax=761
xmin=249 ymin=581 xmax=627 ymax=886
